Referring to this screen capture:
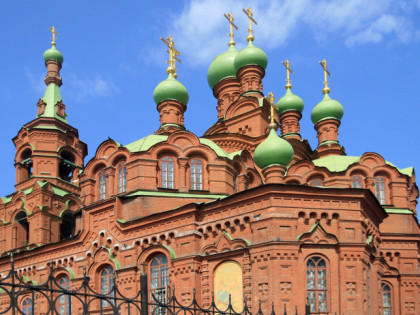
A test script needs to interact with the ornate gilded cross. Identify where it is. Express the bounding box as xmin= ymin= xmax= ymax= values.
xmin=224 ymin=12 xmax=238 ymax=46
xmin=242 ymin=7 xmax=257 ymax=42
xmin=282 ymin=59 xmax=294 ymax=89
xmin=319 ymin=58 xmax=331 ymax=94
xmin=161 ymin=36 xmax=181 ymax=78
xmin=267 ymin=92 xmax=276 ymax=123
xmin=48 ymin=26 xmax=59 ymax=46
